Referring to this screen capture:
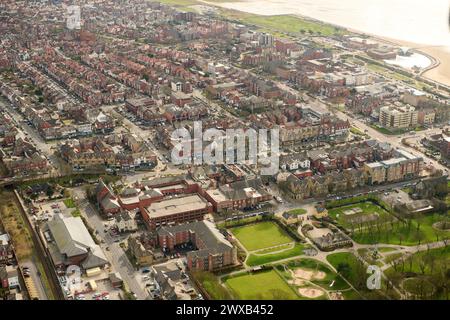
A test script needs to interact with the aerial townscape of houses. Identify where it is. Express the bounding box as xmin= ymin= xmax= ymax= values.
xmin=0 ymin=0 xmax=448 ymax=302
